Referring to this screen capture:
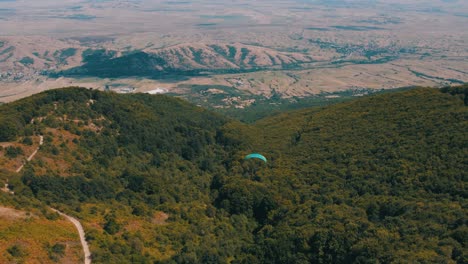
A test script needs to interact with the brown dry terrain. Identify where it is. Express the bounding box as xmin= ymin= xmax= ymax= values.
xmin=0 ymin=0 xmax=467 ymax=102
xmin=147 ymin=43 xmax=315 ymax=70
xmin=0 ymin=206 xmax=30 ymax=220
